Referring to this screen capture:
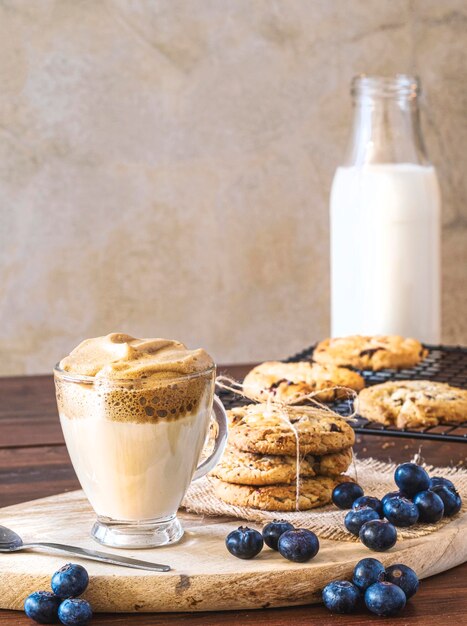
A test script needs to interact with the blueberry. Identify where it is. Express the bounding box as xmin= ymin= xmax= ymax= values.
xmin=332 ymin=482 xmax=364 ymax=509
xmin=394 ymin=463 xmax=430 ymax=496
xmin=385 ymin=563 xmax=419 ymax=599
xmin=359 ymin=519 xmax=397 ymax=551
xmin=322 ymin=580 xmax=360 ymax=614
xmin=58 ymin=599 xmax=92 ymax=626
xmin=225 ymin=526 xmax=263 ymax=559
xmin=277 ymin=528 xmax=319 ymax=563
xmin=429 ymin=485 xmax=462 ymax=516
xmin=429 ymin=476 xmax=455 ymax=491
xmin=51 ymin=564 xmax=89 ymax=599
xmin=24 ymin=591 xmax=61 ymax=624
xmin=413 ymin=490 xmax=444 ymax=523
xmin=352 ymin=558 xmax=386 ymax=591
xmin=381 ymin=491 xmax=407 ymax=508
xmin=364 ymin=581 xmax=406 ymax=616
xmin=345 ymin=507 xmax=380 ymax=536
xmin=352 ymin=496 xmax=383 ymax=517
xmin=262 ymin=520 xmax=295 ymax=550
xmin=383 ymin=496 xmax=419 ymax=527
